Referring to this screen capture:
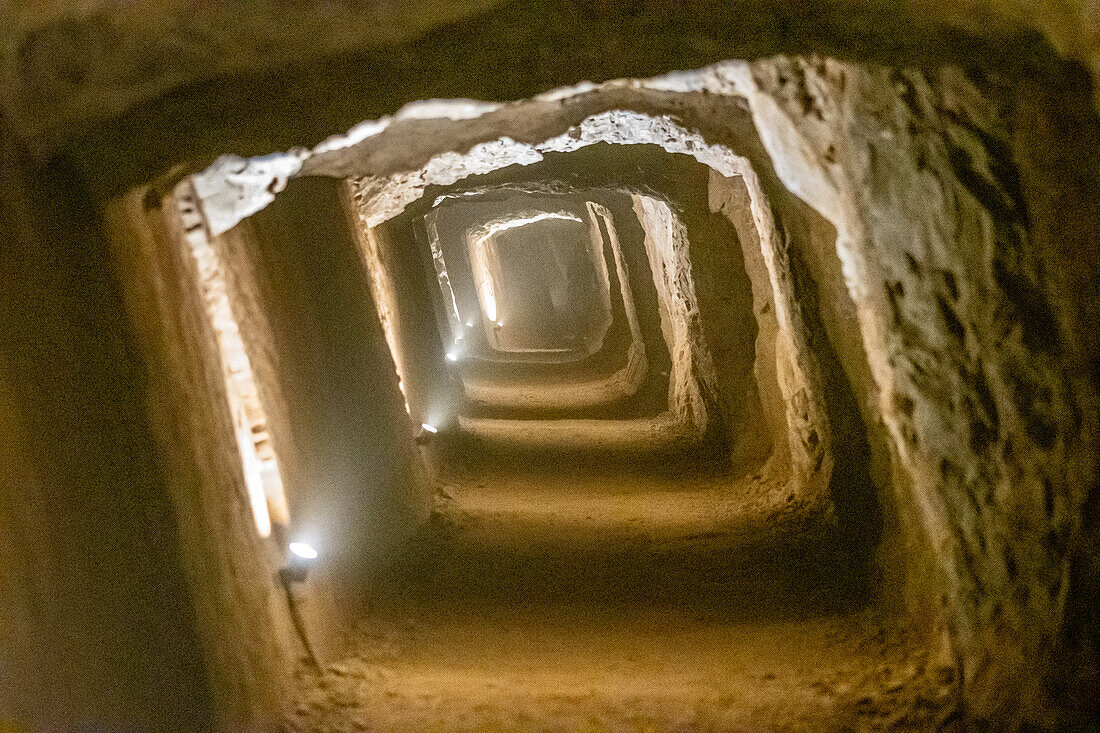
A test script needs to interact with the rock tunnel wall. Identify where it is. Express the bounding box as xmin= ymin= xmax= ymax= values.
xmin=0 ymin=131 xmax=215 ymax=728
xmin=707 ymin=173 xmax=794 ymax=478
xmin=102 ymin=184 xmax=298 ymax=725
xmin=679 ymin=173 xmax=771 ymax=471
xmin=746 ymin=58 xmax=1100 ymax=723
xmin=234 ymin=177 xmax=433 ymax=585
xmin=347 ymin=209 xmax=458 ymax=431
xmin=631 ymin=193 xmax=712 ymax=435
xmin=95 ymin=175 xmax=436 ymax=725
